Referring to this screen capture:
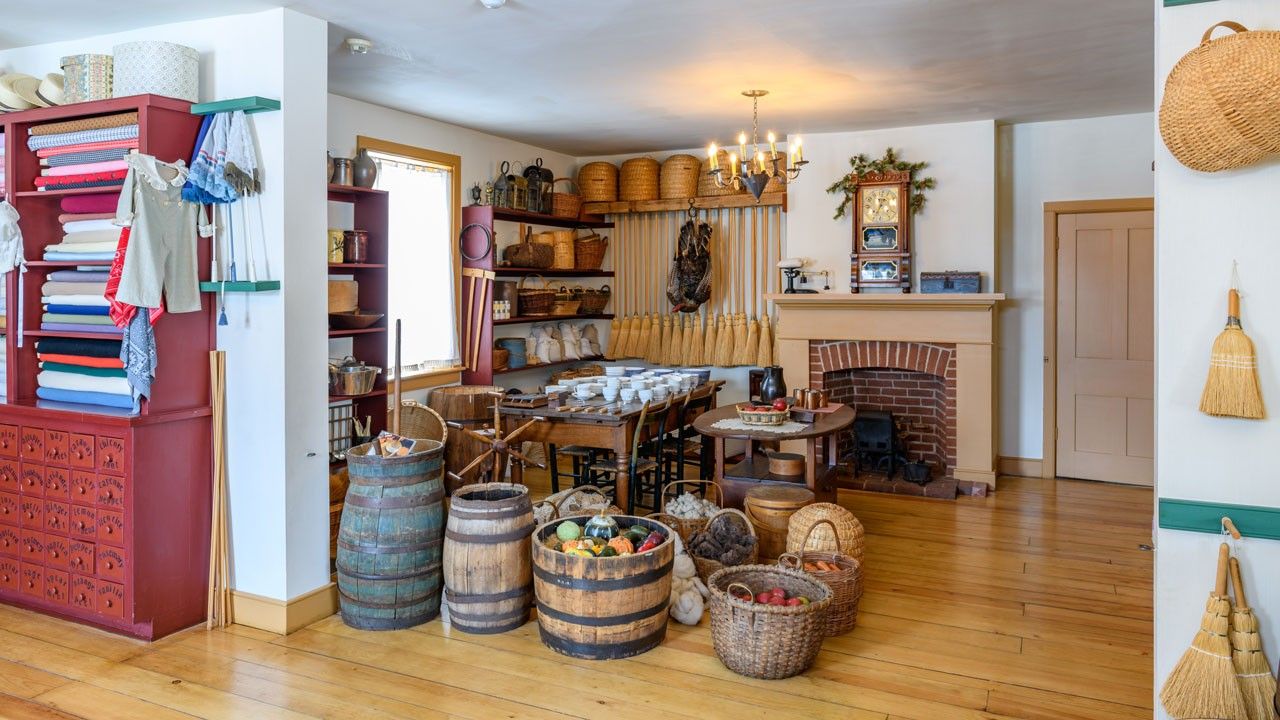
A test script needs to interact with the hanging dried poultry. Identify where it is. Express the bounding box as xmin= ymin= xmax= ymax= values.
xmin=667 ymin=218 xmax=712 ymax=312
